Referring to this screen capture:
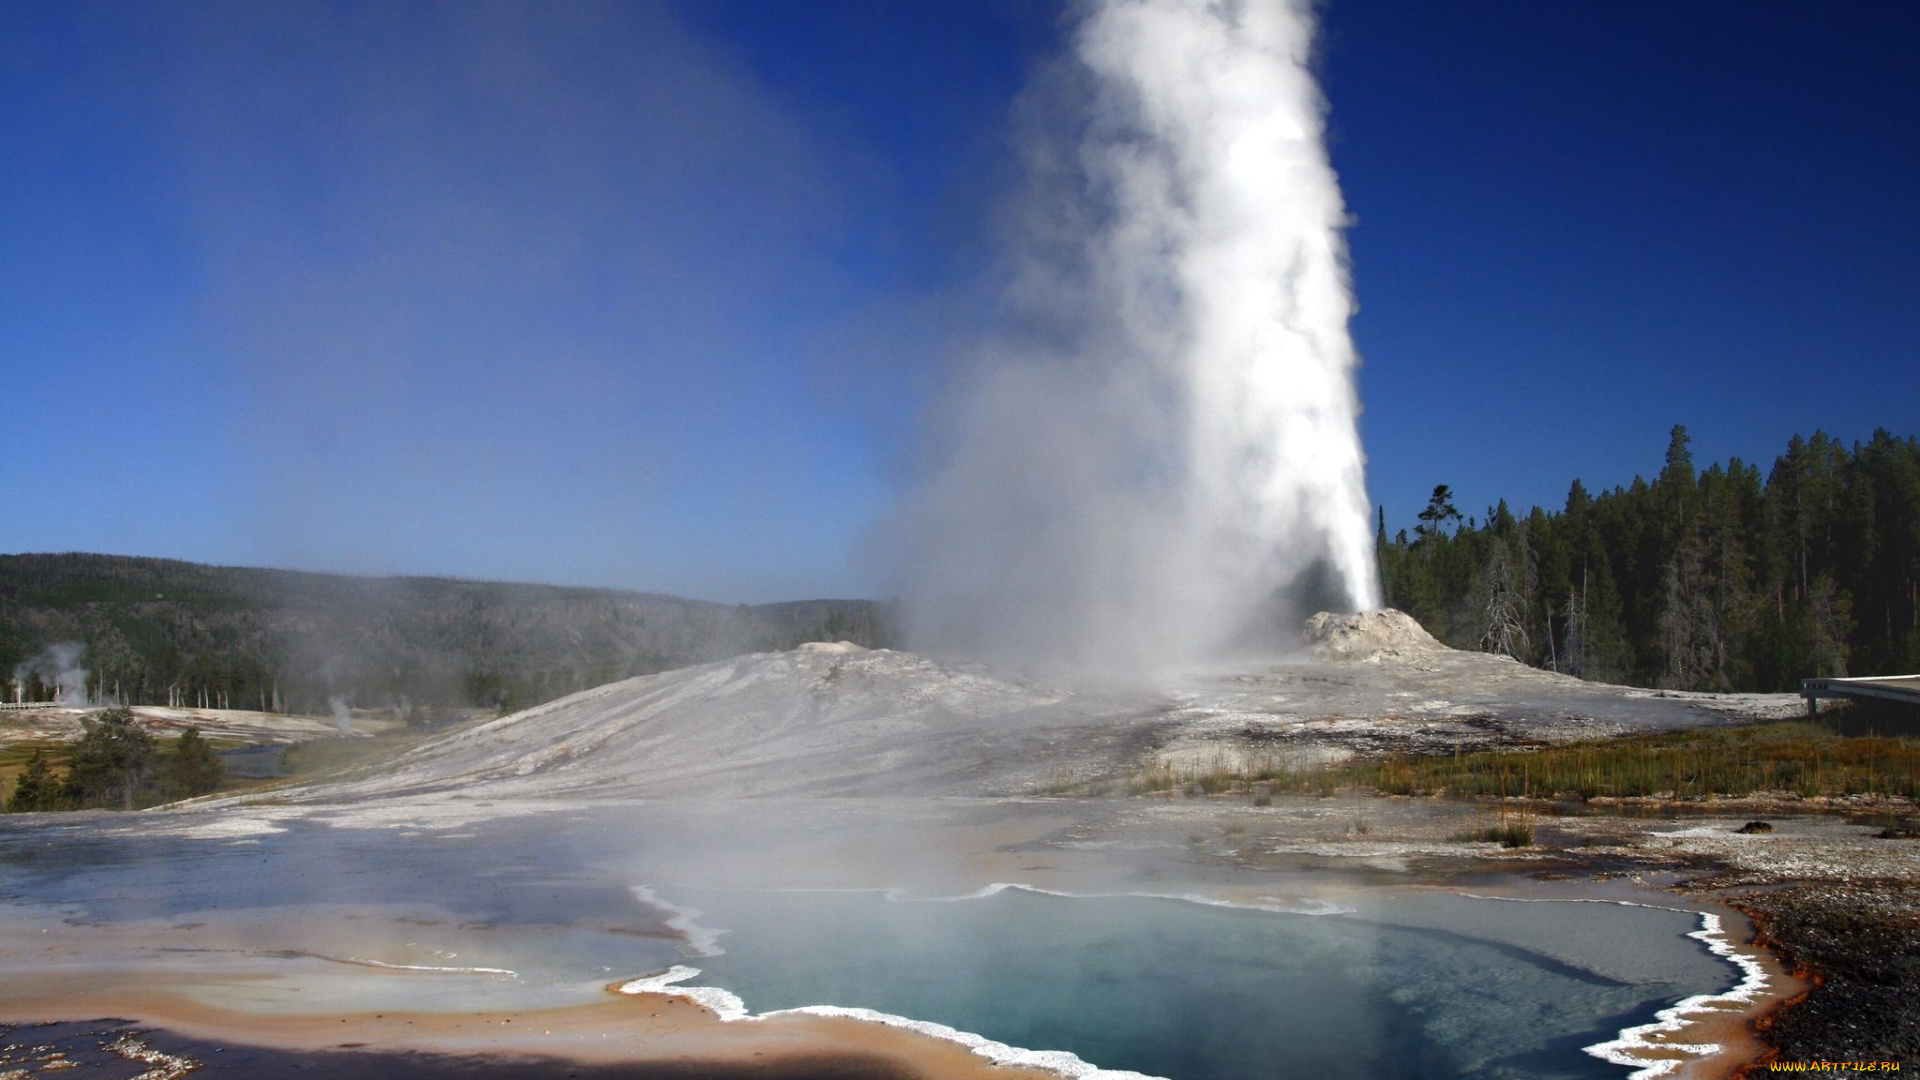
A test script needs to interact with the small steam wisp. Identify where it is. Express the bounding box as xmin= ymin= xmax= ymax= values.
xmin=896 ymin=0 xmax=1380 ymax=674
xmin=328 ymin=695 xmax=354 ymax=735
